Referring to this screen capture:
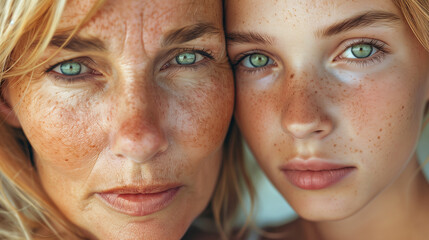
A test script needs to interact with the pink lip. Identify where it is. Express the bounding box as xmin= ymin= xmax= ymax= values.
xmin=97 ymin=184 xmax=182 ymax=216
xmin=280 ymin=159 xmax=356 ymax=190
